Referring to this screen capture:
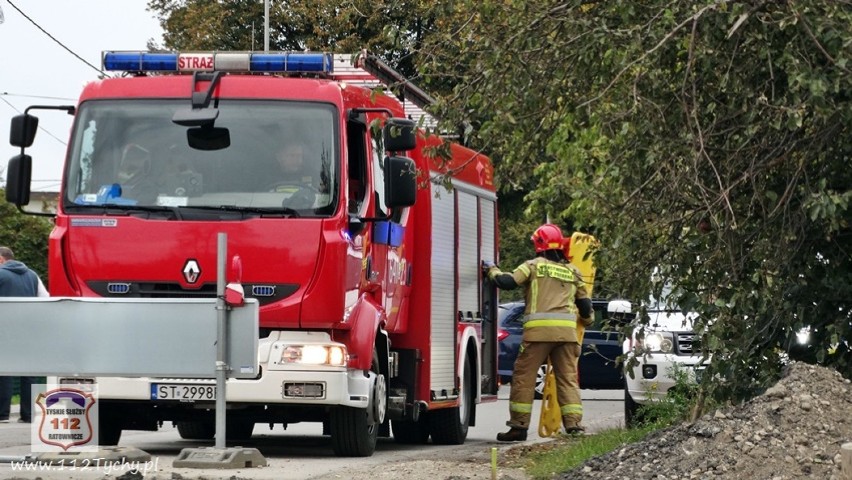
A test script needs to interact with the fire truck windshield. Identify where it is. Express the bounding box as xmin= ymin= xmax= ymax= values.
xmin=63 ymin=99 xmax=339 ymax=217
